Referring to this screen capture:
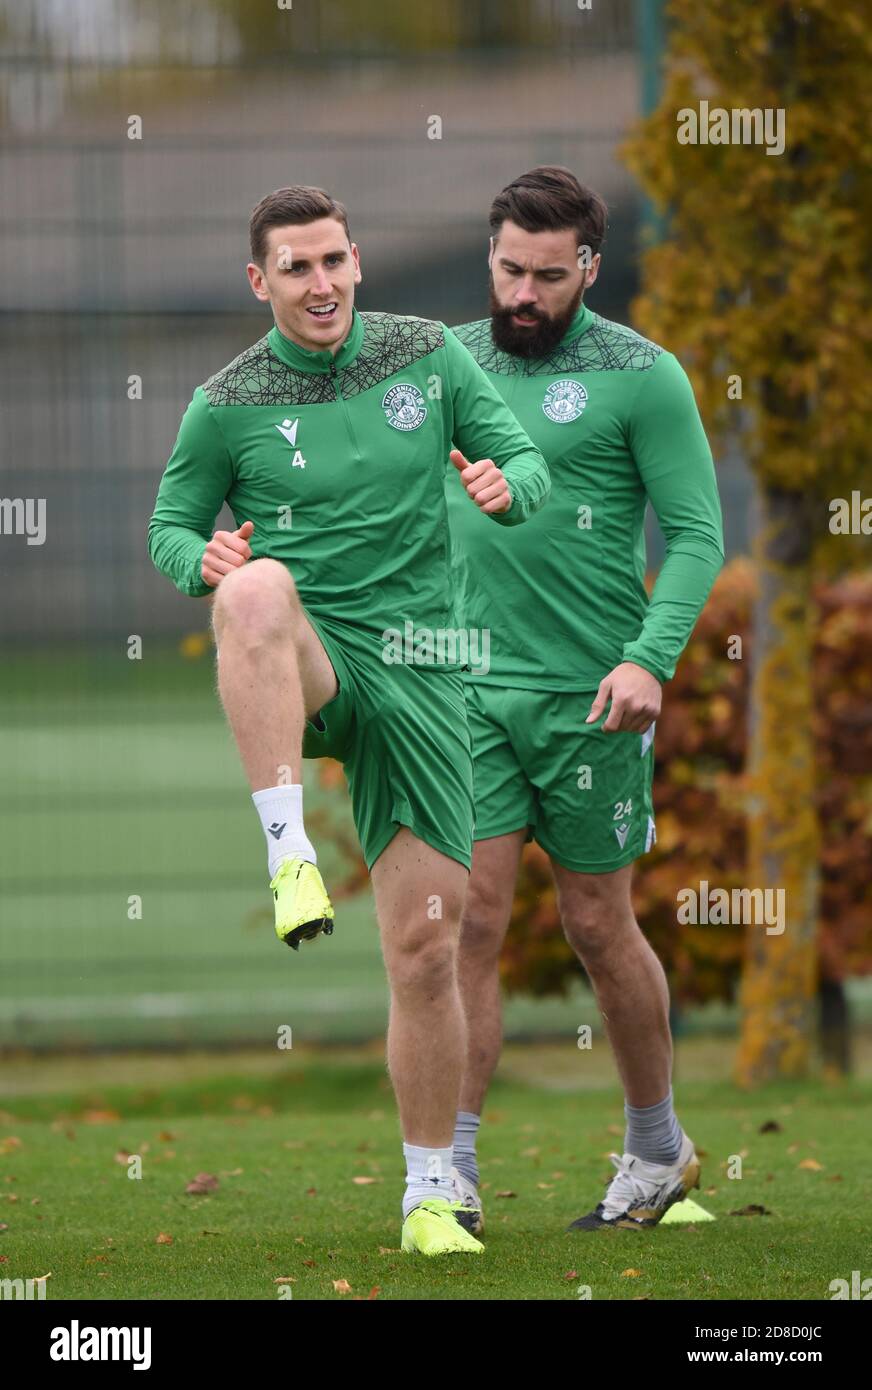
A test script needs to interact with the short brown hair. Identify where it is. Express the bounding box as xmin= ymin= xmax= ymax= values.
xmin=489 ymin=166 xmax=607 ymax=257
xmin=249 ymin=186 xmax=351 ymax=267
